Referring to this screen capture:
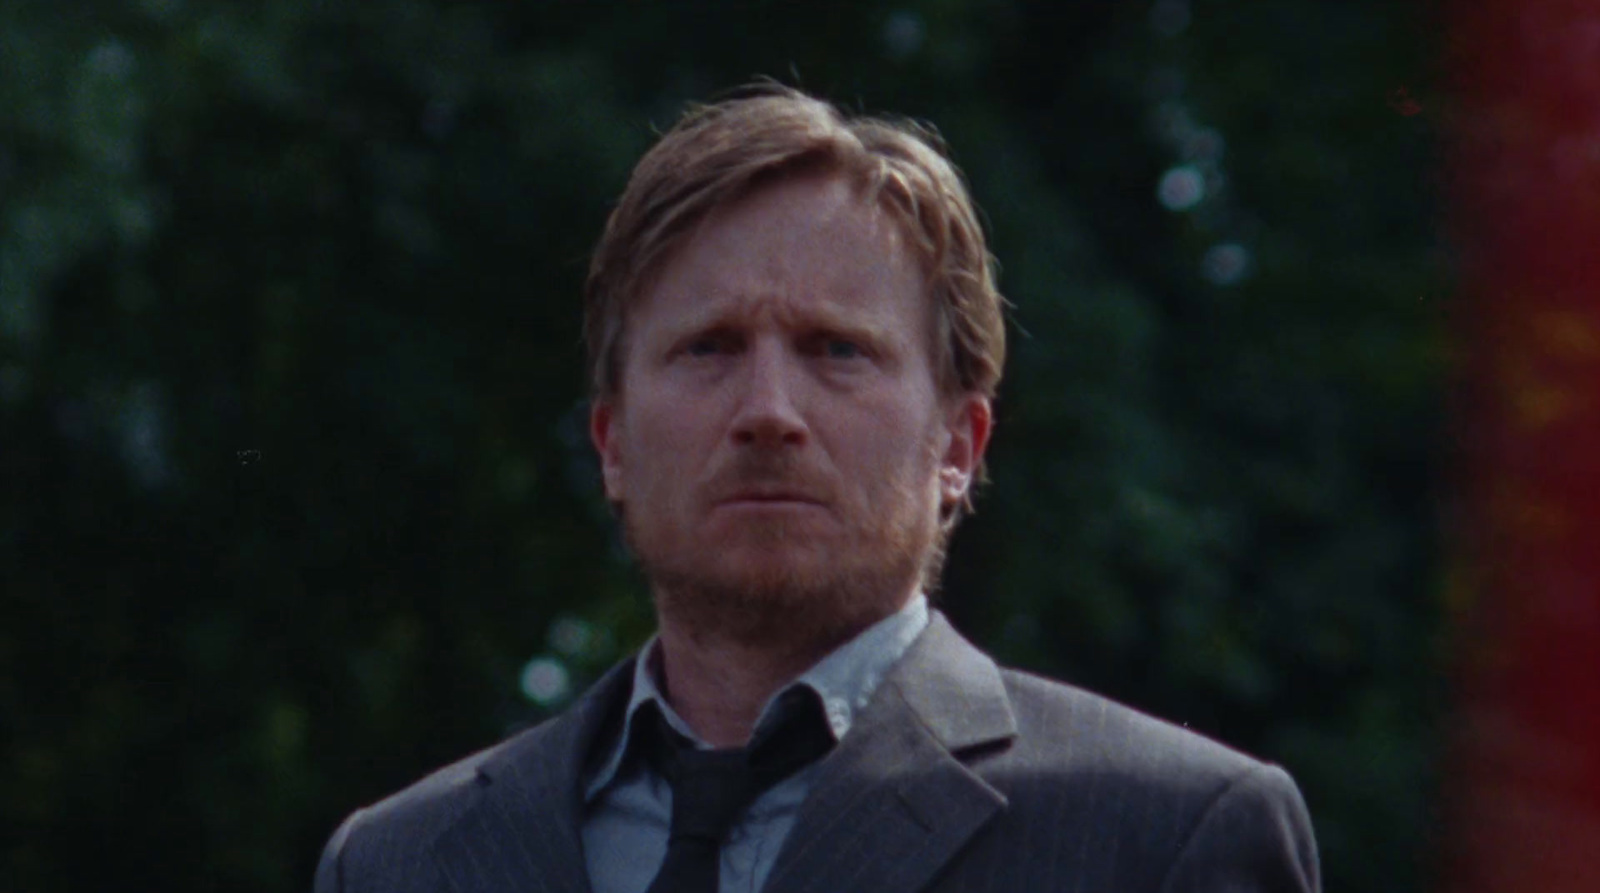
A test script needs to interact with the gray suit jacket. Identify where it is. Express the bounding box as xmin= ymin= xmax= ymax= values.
xmin=316 ymin=611 xmax=1320 ymax=893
